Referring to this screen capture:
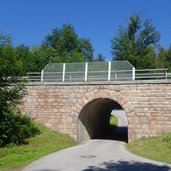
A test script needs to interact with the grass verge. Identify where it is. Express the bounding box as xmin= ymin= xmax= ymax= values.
xmin=0 ymin=123 xmax=76 ymax=171
xmin=126 ymin=132 xmax=171 ymax=164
